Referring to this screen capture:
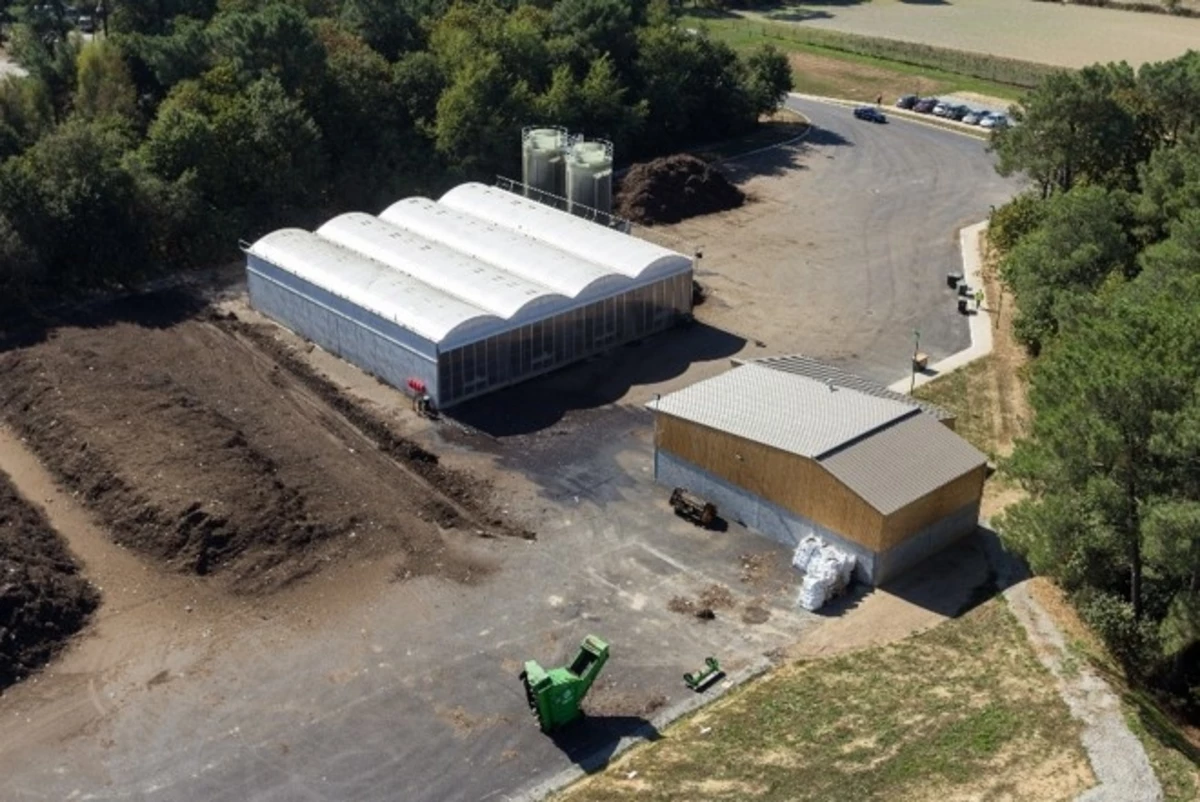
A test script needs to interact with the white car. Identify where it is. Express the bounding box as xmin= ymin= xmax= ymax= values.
xmin=961 ymin=110 xmax=988 ymax=125
xmin=980 ymin=113 xmax=1010 ymax=129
